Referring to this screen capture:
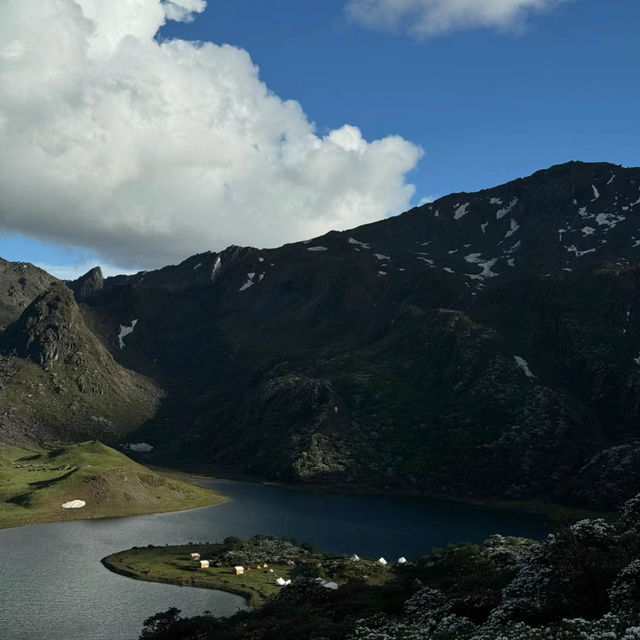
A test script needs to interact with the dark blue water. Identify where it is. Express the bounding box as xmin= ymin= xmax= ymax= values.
xmin=0 ymin=479 xmax=547 ymax=640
